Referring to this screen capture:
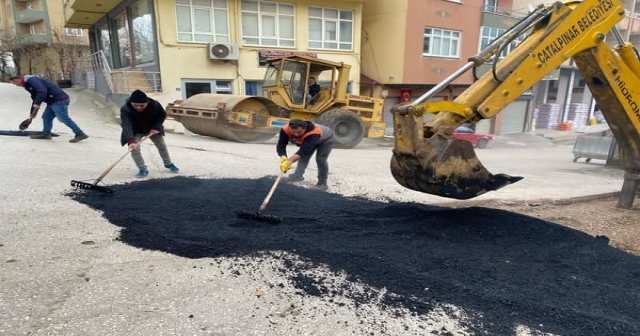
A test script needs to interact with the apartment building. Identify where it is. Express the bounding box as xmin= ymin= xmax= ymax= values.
xmin=361 ymin=0 xmax=542 ymax=135
xmin=64 ymin=0 xmax=367 ymax=109
xmin=0 ymin=0 xmax=89 ymax=81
